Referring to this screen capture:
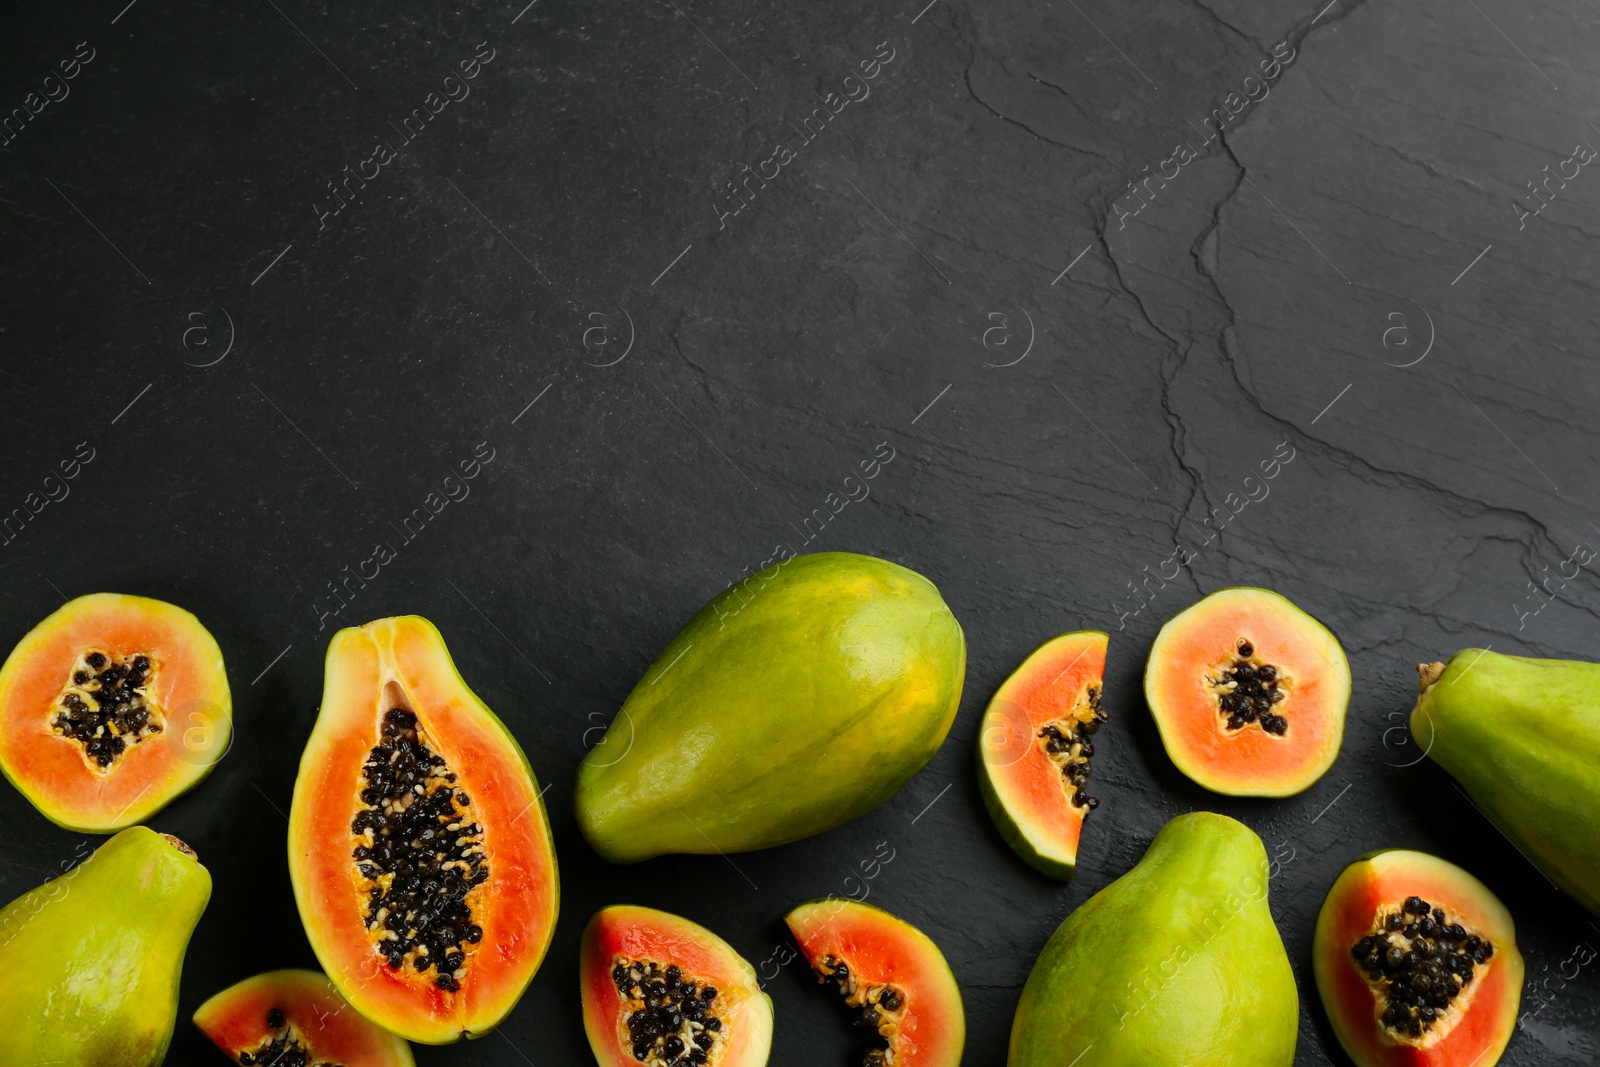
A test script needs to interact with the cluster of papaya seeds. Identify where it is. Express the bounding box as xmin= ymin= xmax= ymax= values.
xmin=1145 ymin=587 xmax=1351 ymax=798
xmin=581 ymin=900 xmax=964 ymax=1067
xmin=1411 ymin=648 xmax=1600 ymax=917
xmin=288 ymin=615 xmax=559 ymax=1044
xmin=1315 ymin=849 xmax=1523 ymax=1067
xmin=574 ymin=552 xmax=967 ymax=862
xmin=194 ymin=969 xmax=415 ymax=1066
xmin=0 ymin=592 xmax=233 ymax=832
xmin=1008 ymin=812 xmax=1299 ymax=1067
xmin=0 ymin=826 xmax=210 ymax=1066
